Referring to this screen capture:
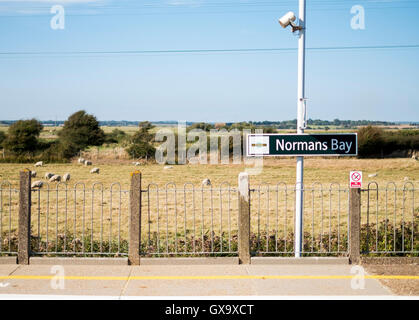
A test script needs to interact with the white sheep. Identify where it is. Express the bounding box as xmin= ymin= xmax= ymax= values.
xmin=34 ymin=161 xmax=43 ymax=167
xmin=49 ymin=175 xmax=61 ymax=183
xmin=45 ymin=172 xmax=54 ymax=180
xmin=78 ymin=158 xmax=85 ymax=164
xmin=84 ymin=160 xmax=92 ymax=166
xmin=188 ymin=156 xmax=200 ymax=164
xmin=63 ymin=173 xmax=71 ymax=182
xmin=90 ymin=168 xmax=100 ymax=174
xmin=30 ymin=171 xmax=37 ymax=178
xmin=31 ymin=181 xmax=44 ymax=189
xmin=368 ymin=173 xmax=378 ymax=178
xmin=202 ymin=178 xmax=211 ymax=186
xmin=164 ymin=166 xmax=173 ymax=170
xmin=132 ymin=162 xmax=141 ymax=166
